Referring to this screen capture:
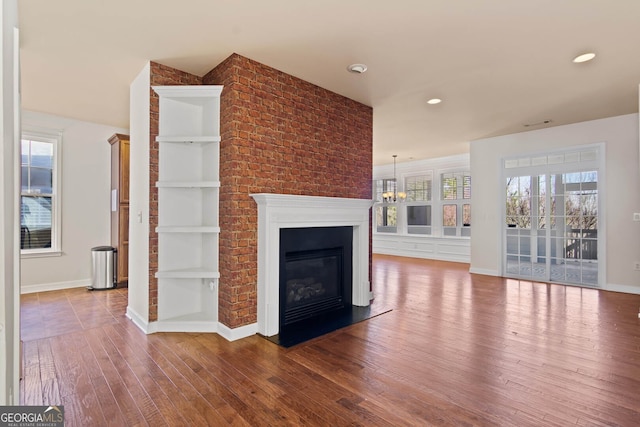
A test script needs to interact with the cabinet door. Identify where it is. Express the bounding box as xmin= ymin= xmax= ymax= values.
xmin=120 ymin=205 xmax=129 ymax=245
xmin=118 ymin=241 xmax=129 ymax=283
xmin=120 ymin=139 xmax=130 ymax=203
xmin=118 ymin=205 xmax=129 ymax=282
